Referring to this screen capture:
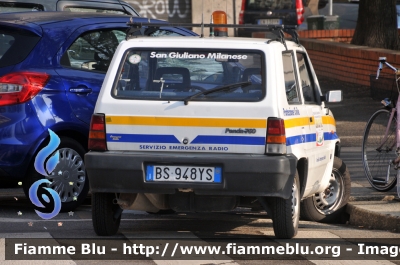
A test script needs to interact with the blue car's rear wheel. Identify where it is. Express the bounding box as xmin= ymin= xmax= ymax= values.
xmin=23 ymin=137 xmax=89 ymax=212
